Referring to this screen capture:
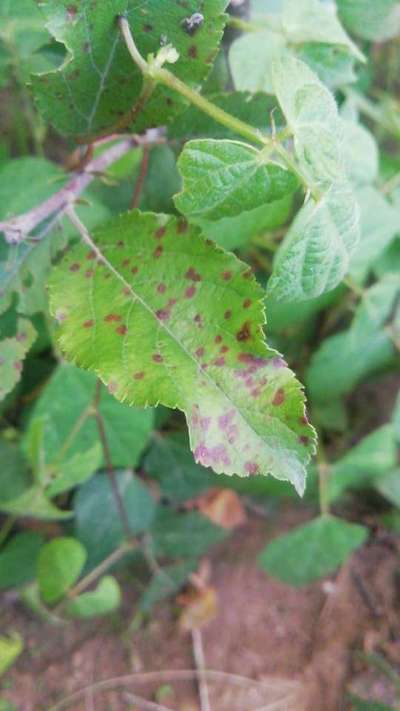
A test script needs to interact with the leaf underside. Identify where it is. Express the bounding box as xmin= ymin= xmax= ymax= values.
xmin=49 ymin=210 xmax=316 ymax=493
xmin=33 ymin=0 xmax=229 ymax=138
